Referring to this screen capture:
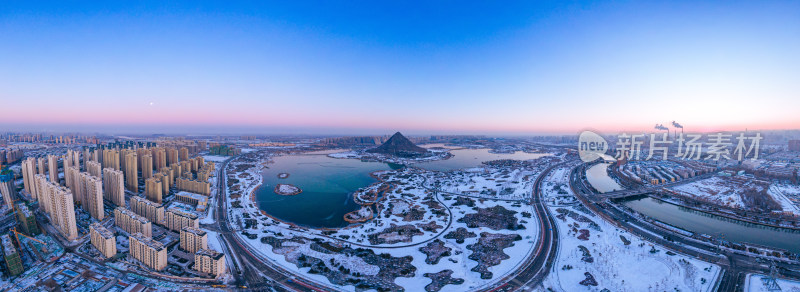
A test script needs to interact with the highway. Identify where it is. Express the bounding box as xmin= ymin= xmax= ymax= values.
xmin=483 ymin=163 xmax=562 ymax=291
